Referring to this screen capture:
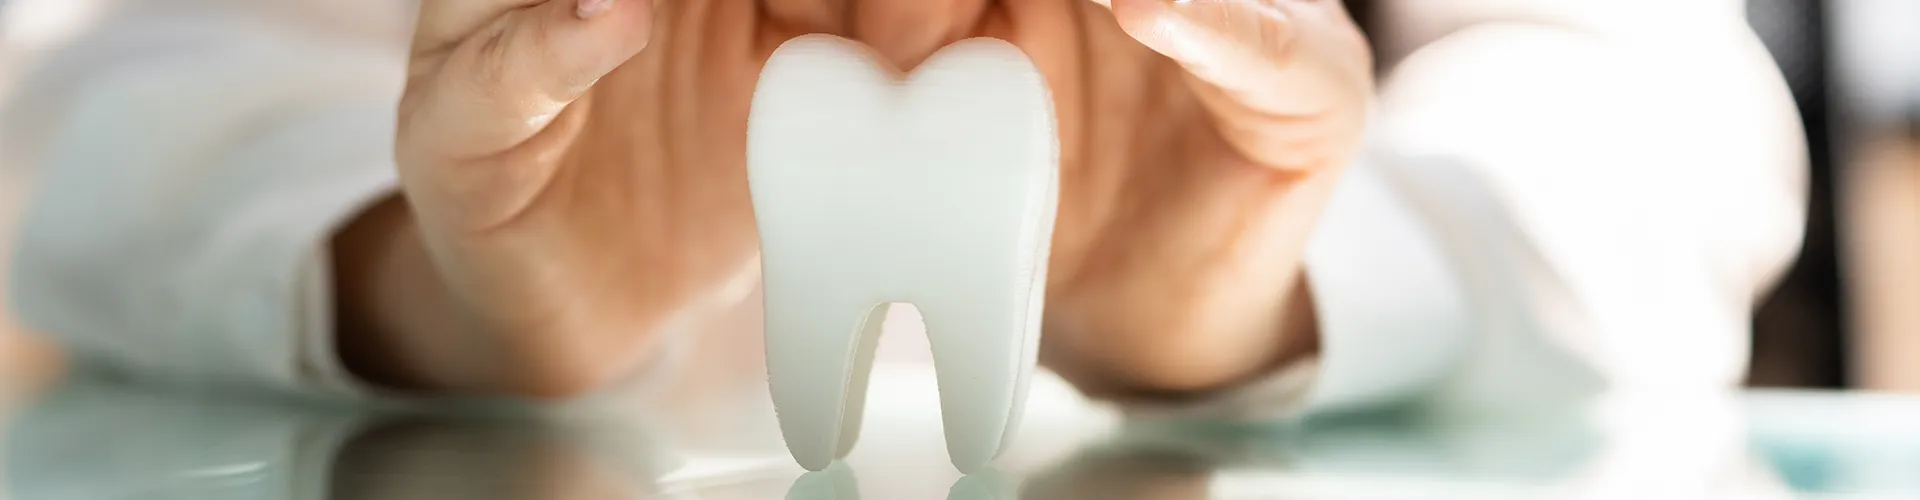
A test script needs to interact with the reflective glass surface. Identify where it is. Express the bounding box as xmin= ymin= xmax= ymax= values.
xmin=4 ymin=363 xmax=1920 ymax=499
